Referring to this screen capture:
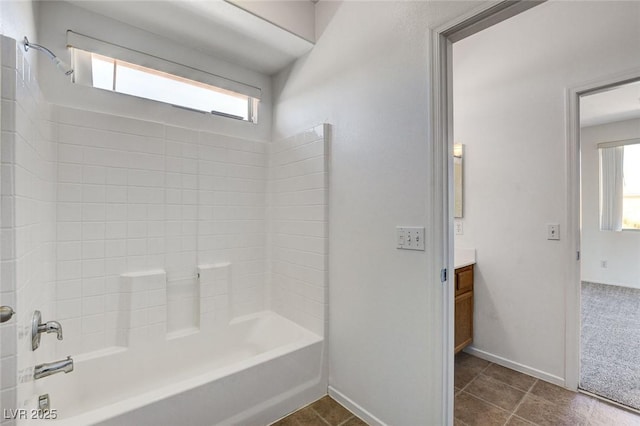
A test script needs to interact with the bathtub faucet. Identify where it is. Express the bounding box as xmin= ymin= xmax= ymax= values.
xmin=34 ymin=356 xmax=73 ymax=380
xmin=32 ymin=310 xmax=63 ymax=350
xmin=39 ymin=320 xmax=63 ymax=340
